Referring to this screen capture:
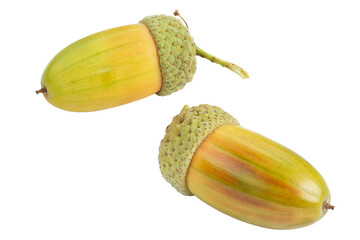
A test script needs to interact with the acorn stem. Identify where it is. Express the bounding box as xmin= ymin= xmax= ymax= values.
xmin=195 ymin=46 xmax=249 ymax=79
xmin=36 ymin=87 xmax=47 ymax=94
